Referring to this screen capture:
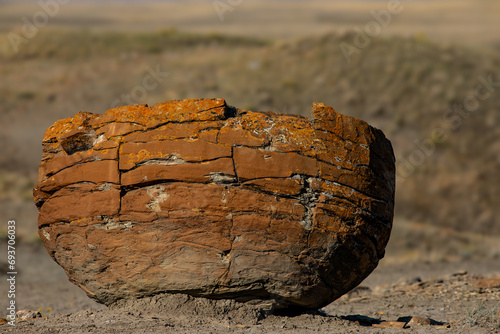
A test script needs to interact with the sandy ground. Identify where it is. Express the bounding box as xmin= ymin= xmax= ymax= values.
xmin=1 ymin=238 xmax=499 ymax=333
